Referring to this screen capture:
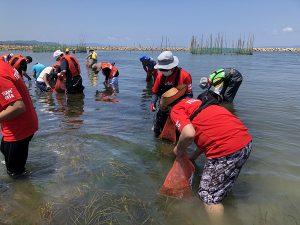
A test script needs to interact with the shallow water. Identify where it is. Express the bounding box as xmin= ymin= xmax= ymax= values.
xmin=0 ymin=50 xmax=299 ymax=225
